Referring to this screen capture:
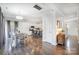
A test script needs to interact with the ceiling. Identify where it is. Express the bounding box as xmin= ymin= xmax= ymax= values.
xmin=53 ymin=3 xmax=79 ymax=17
xmin=0 ymin=3 xmax=79 ymax=23
xmin=0 ymin=3 xmax=41 ymax=16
